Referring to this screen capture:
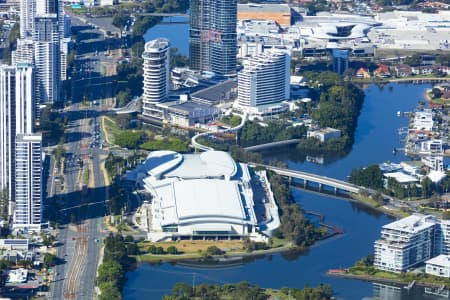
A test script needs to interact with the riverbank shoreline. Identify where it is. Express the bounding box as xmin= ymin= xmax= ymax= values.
xmin=327 ymin=270 xmax=448 ymax=289
xmin=352 ymin=76 xmax=450 ymax=84
xmin=349 ymin=193 xmax=409 ymax=219
xmin=134 ymin=243 xmax=297 ymax=263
